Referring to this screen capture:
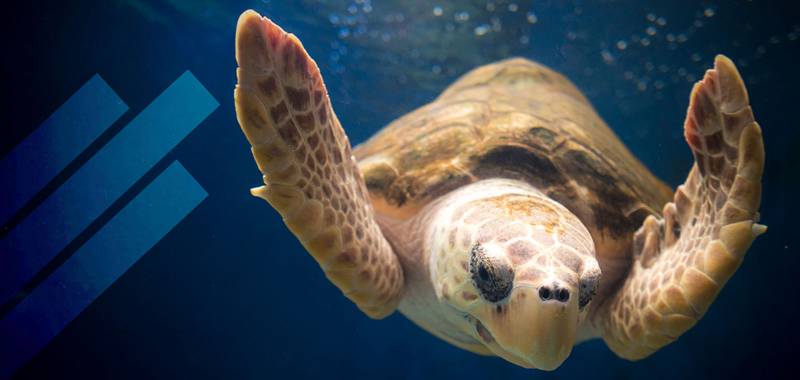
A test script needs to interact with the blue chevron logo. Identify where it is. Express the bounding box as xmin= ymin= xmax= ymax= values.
xmin=0 ymin=72 xmax=218 ymax=377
